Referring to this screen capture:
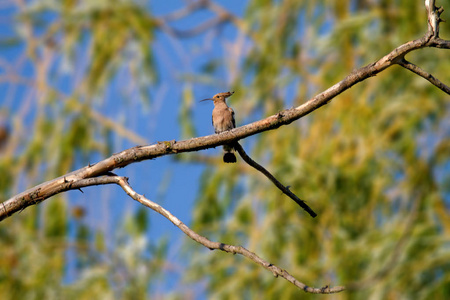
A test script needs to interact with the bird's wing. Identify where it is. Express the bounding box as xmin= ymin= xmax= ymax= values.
xmin=212 ymin=115 xmax=219 ymax=133
xmin=229 ymin=108 xmax=236 ymax=128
